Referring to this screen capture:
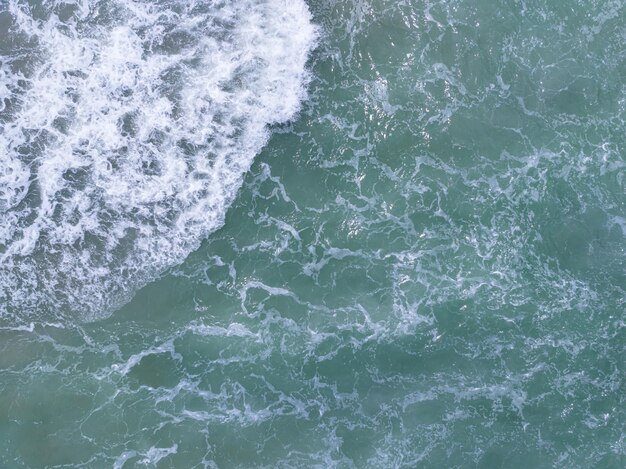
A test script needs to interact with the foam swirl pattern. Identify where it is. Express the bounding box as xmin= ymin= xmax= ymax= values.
xmin=0 ymin=0 xmax=317 ymax=320
xmin=0 ymin=0 xmax=625 ymax=468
